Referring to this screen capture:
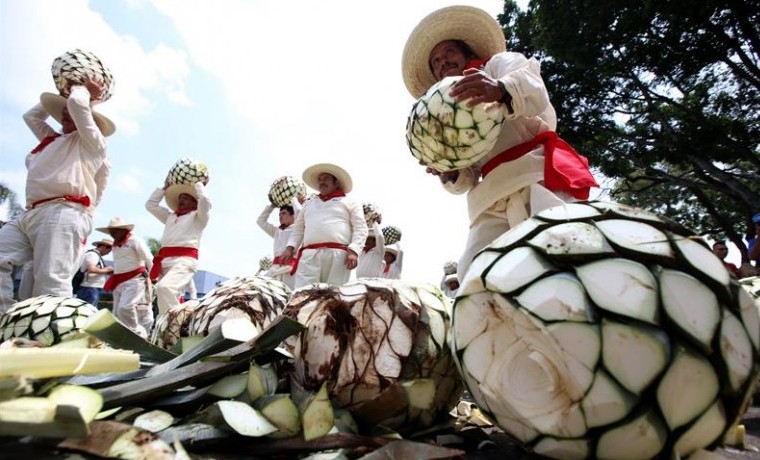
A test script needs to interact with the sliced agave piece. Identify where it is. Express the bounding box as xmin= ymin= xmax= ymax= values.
xmin=719 ymin=310 xmax=755 ymax=392
xmin=458 ymin=251 xmax=501 ymax=297
xmin=601 ymin=319 xmax=670 ymax=395
xmin=515 ymin=273 xmax=594 ymax=322
xmin=656 ymin=345 xmax=719 ymax=430
xmin=581 ymin=369 xmax=637 ymax=428
xmin=595 ymin=409 xmax=667 ymax=459
xmin=737 ymin=288 xmax=760 ymax=352
xmin=659 ymin=268 xmax=720 ymax=351
xmin=484 ymin=247 xmax=554 ymax=294
xmin=594 ymin=219 xmax=675 ymax=260
xmin=489 ymin=217 xmax=545 ymax=251
xmin=588 ymin=201 xmax=664 ymax=224
xmin=672 ymin=400 xmax=726 ymax=456
xmin=576 ymin=258 xmax=660 ymax=325
xmin=528 ymin=222 xmax=615 ymax=258
xmin=532 ymin=437 xmax=590 ymax=460
xmin=533 ymin=203 xmax=601 ymax=222
xmin=673 ymin=236 xmax=731 ymax=289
